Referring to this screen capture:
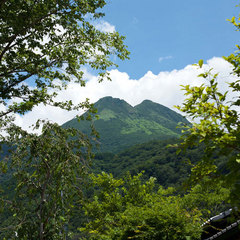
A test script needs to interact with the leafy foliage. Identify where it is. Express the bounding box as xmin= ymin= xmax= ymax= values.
xmin=177 ymin=15 xmax=240 ymax=204
xmin=0 ymin=0 xmax=129 ymax=128
xmin=0 ymin=122 xmax=92 ymax=239
xmin=92 ymin=138 xmax=229 ymax=188
xmin=79 ymin=172 xmax=229 ymax=240
xmin=0 ymin=0 xmax=129 ymax=238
